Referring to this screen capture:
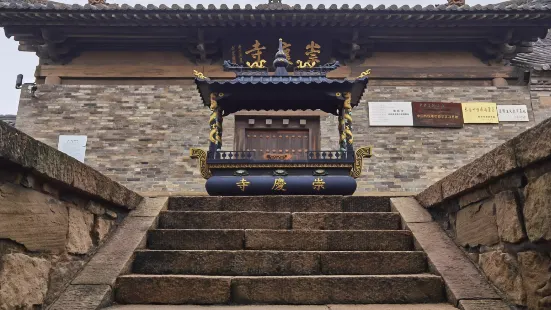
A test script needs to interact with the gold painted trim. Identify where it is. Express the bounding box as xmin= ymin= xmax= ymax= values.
xmin=190 ymin=148 xmax=212 ymax=179
xmin=350 ymin=146 xmax=373 ymax=179
xmin=209 ymin=163 xmax=354 ymax=169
